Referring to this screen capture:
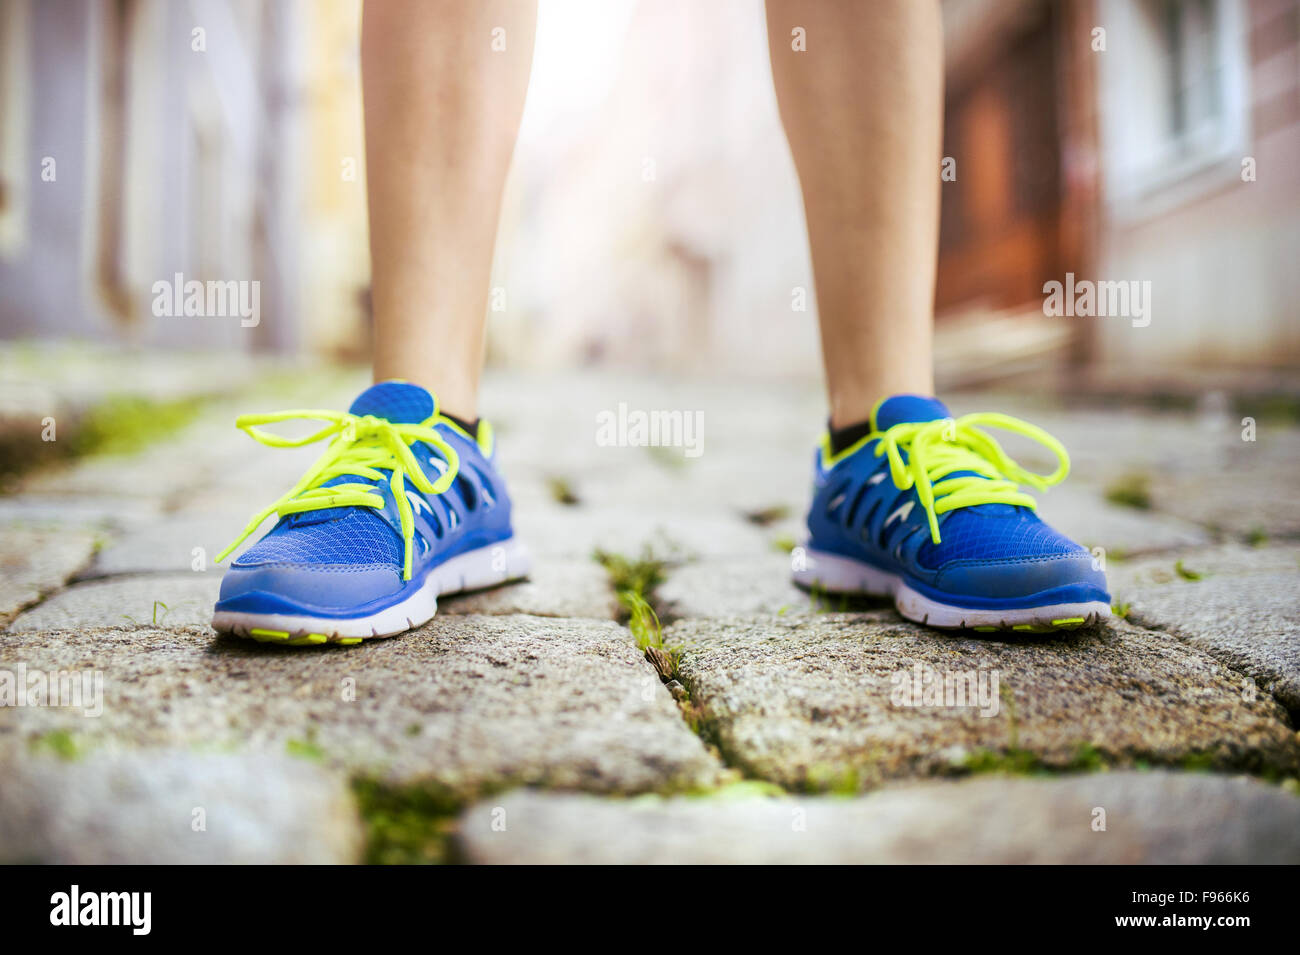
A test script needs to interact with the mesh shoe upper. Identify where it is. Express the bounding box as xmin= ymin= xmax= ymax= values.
xmin=914 ymin=505 xmax=1084 ymax=570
